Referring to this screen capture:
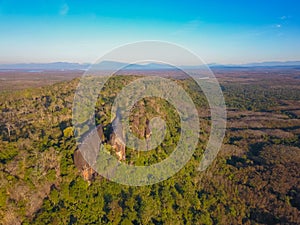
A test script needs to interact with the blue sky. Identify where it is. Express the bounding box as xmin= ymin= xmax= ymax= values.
xmin=0 ymin=0 xmax=300 ymax=64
